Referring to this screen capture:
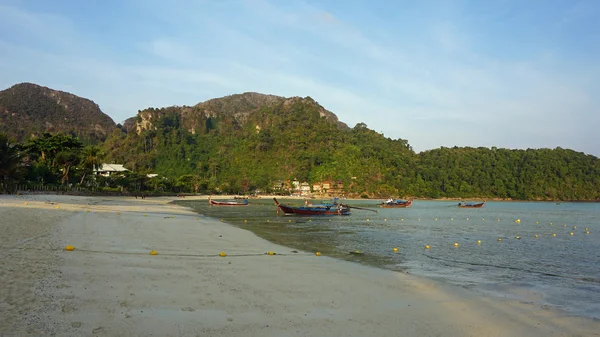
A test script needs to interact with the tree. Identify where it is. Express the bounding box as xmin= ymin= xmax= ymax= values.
xmin=79 ymin=145 xmax=105 ymax=184
xmin=26 ymin=133 xmax=83 ymax=167
xmin=54 ymin=150 xmax=80 ymax=185
xmin=0 ymin=133 xmax=21 ymax=182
